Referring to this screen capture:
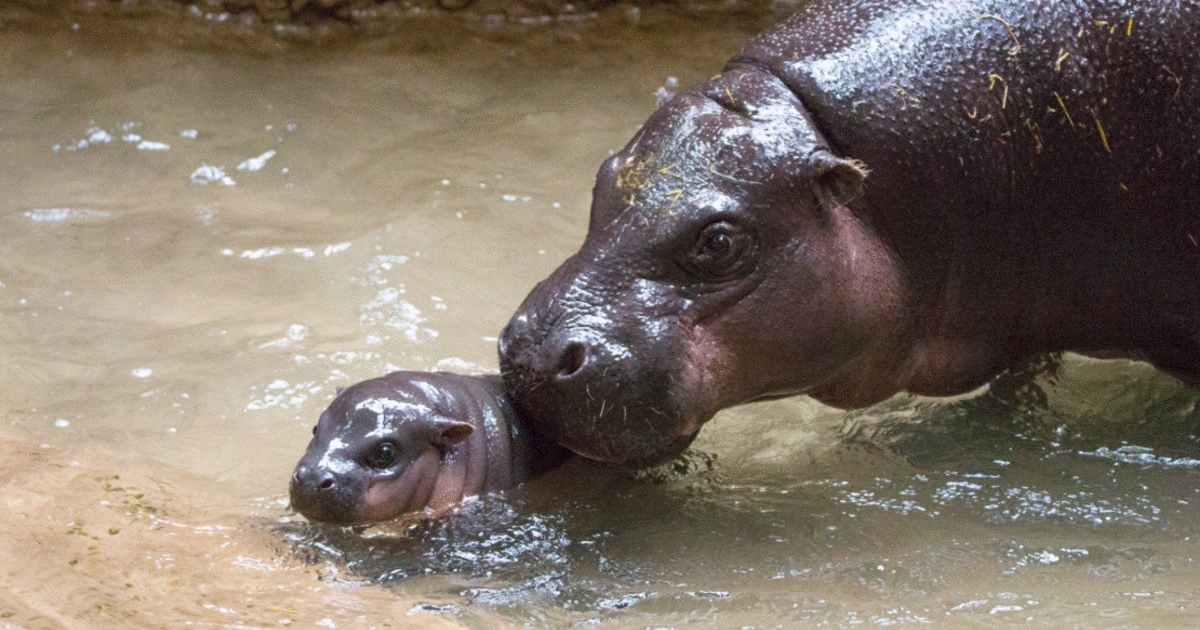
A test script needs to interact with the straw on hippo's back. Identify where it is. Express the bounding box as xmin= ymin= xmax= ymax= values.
xmin=290 ymin=371 xmax=570 ymax=525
